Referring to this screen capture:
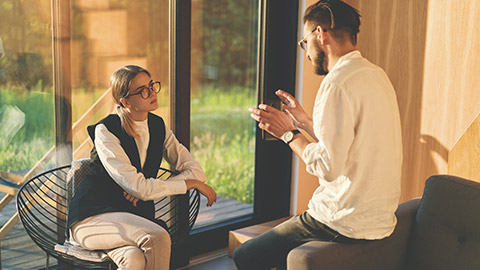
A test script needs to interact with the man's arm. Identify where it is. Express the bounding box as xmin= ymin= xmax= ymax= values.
xmin=249 ymin=103 xmax=310 ymax=157
xmin=250 ymin=83 xmax=354 ymax=182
